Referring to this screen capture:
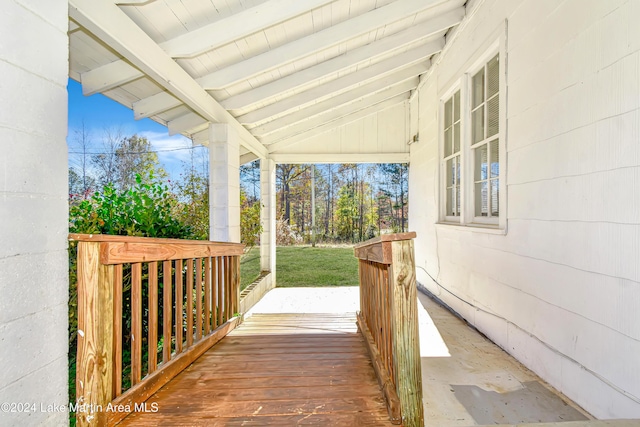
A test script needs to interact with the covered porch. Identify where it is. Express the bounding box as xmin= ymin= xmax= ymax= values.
xmin=2 ymin=0 xmax=640 ymax=426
